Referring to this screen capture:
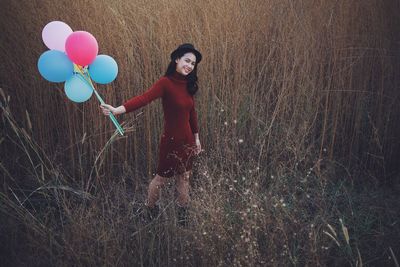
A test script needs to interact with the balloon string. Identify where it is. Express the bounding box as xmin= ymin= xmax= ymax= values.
xmin=74 ymin=64 xmax=124 ymax=136
xmin=82 ymin=69 xmax=124 ymax=135
xmin=85 ymin=71 xmax=125 ymax=135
